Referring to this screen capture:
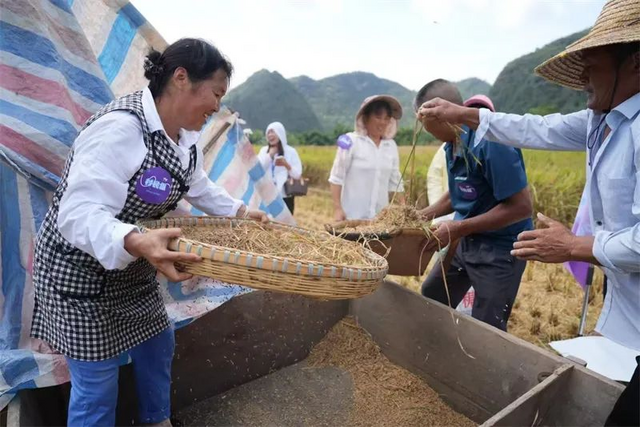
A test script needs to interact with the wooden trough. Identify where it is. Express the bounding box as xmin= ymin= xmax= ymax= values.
xmin=7 ymin=281 xmax=623 ymax=426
